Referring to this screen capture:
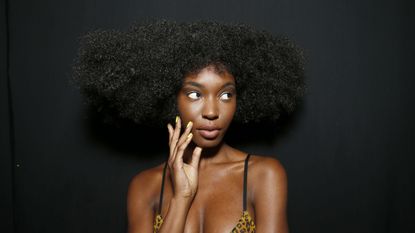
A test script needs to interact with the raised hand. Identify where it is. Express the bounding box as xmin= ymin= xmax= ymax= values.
xmin=167 ymin=117 xmax=203 ymax=201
